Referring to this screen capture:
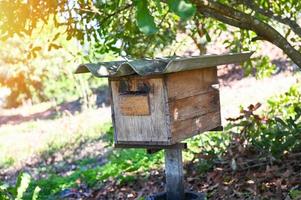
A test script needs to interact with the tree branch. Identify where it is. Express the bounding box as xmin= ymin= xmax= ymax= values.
xmin=190 ymin=19 xmax=207 ymax=54
xmin=239 ymin=0 xmax=301 ymax=38
xmin=191 ymin=0 xmax=301 ymax=69
xmin=200 ymin=8 xmax=249 ymax=30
